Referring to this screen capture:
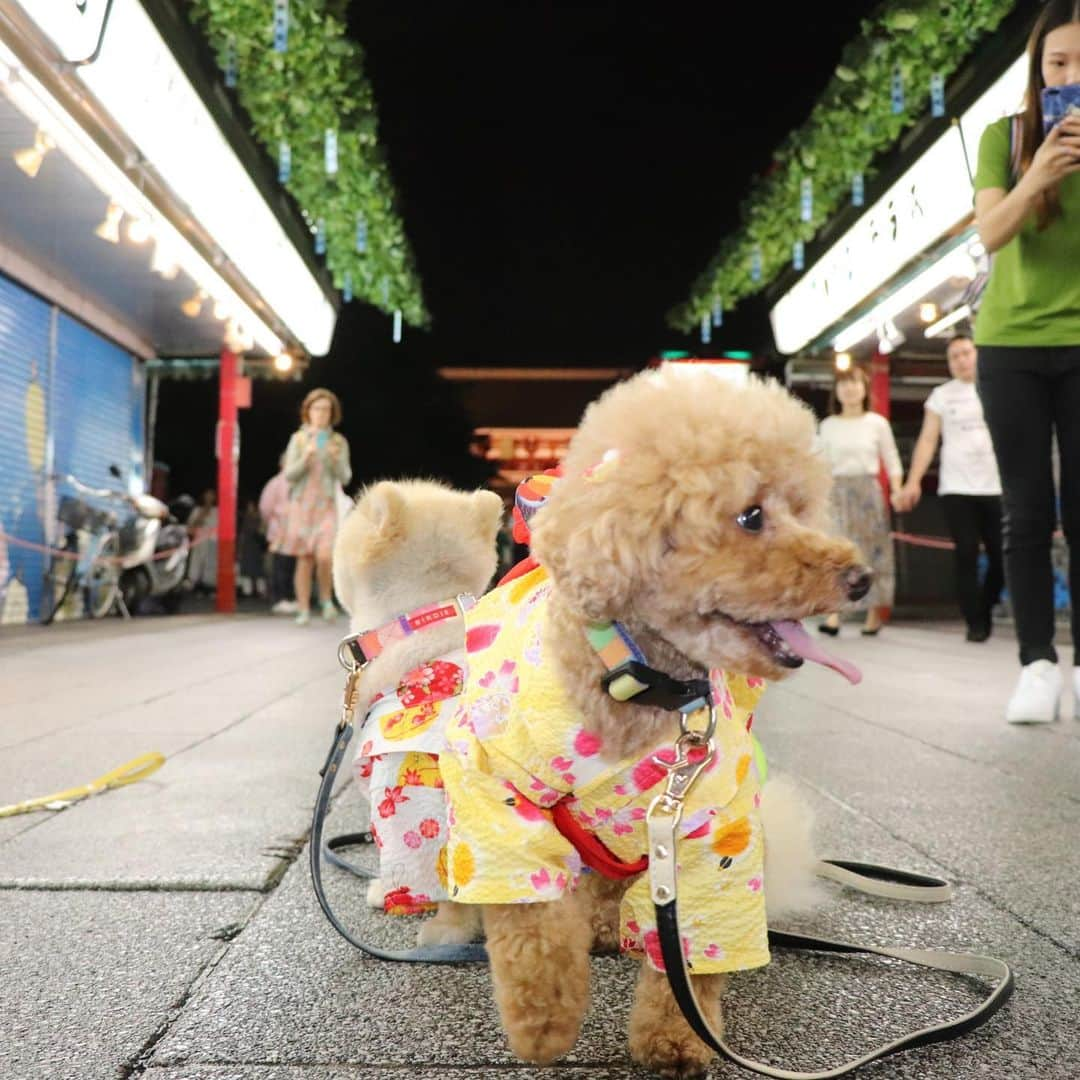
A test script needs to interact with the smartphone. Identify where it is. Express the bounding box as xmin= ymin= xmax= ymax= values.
xmin=1042 ymin=83 xmax=1080 ymax=136
xmin=316 ymin=430 xmax=329 ymax=451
